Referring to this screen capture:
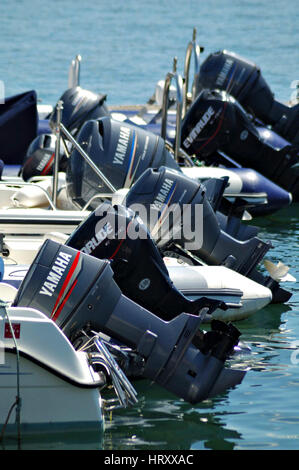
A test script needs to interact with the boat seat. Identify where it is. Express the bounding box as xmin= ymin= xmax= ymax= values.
xmin=0 ymin=282 xmax=18 ymax=304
